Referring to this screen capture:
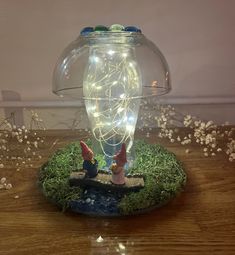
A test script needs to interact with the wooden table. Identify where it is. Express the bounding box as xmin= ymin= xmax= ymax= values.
xmin=0 ymin=130 xmax=235 ymax=255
